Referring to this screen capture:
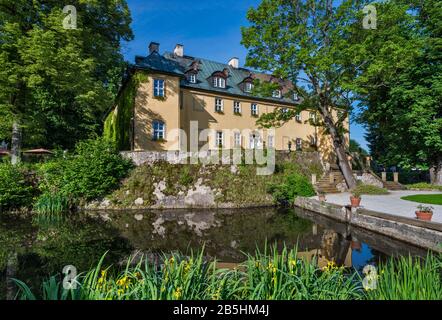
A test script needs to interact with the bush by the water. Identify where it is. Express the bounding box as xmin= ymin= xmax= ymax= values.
xmin=0 ymin=162 xmax=34 ymax=210
xmin=37 ymin=138 xmax=134 ymax=205
xmin=268 ymin=173 xmax=315 ymax=205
